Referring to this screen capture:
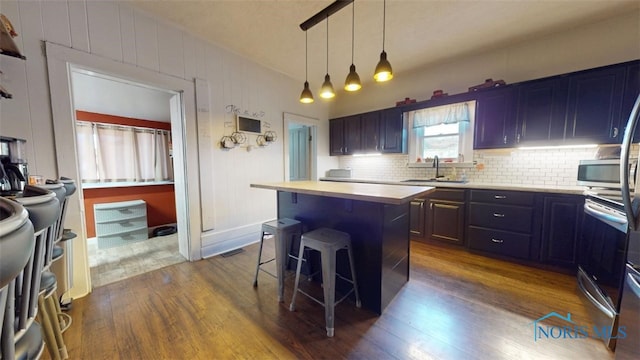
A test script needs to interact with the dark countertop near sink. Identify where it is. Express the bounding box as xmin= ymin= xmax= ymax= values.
xmin=319 ymin=177 xmax=586 ymax=195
